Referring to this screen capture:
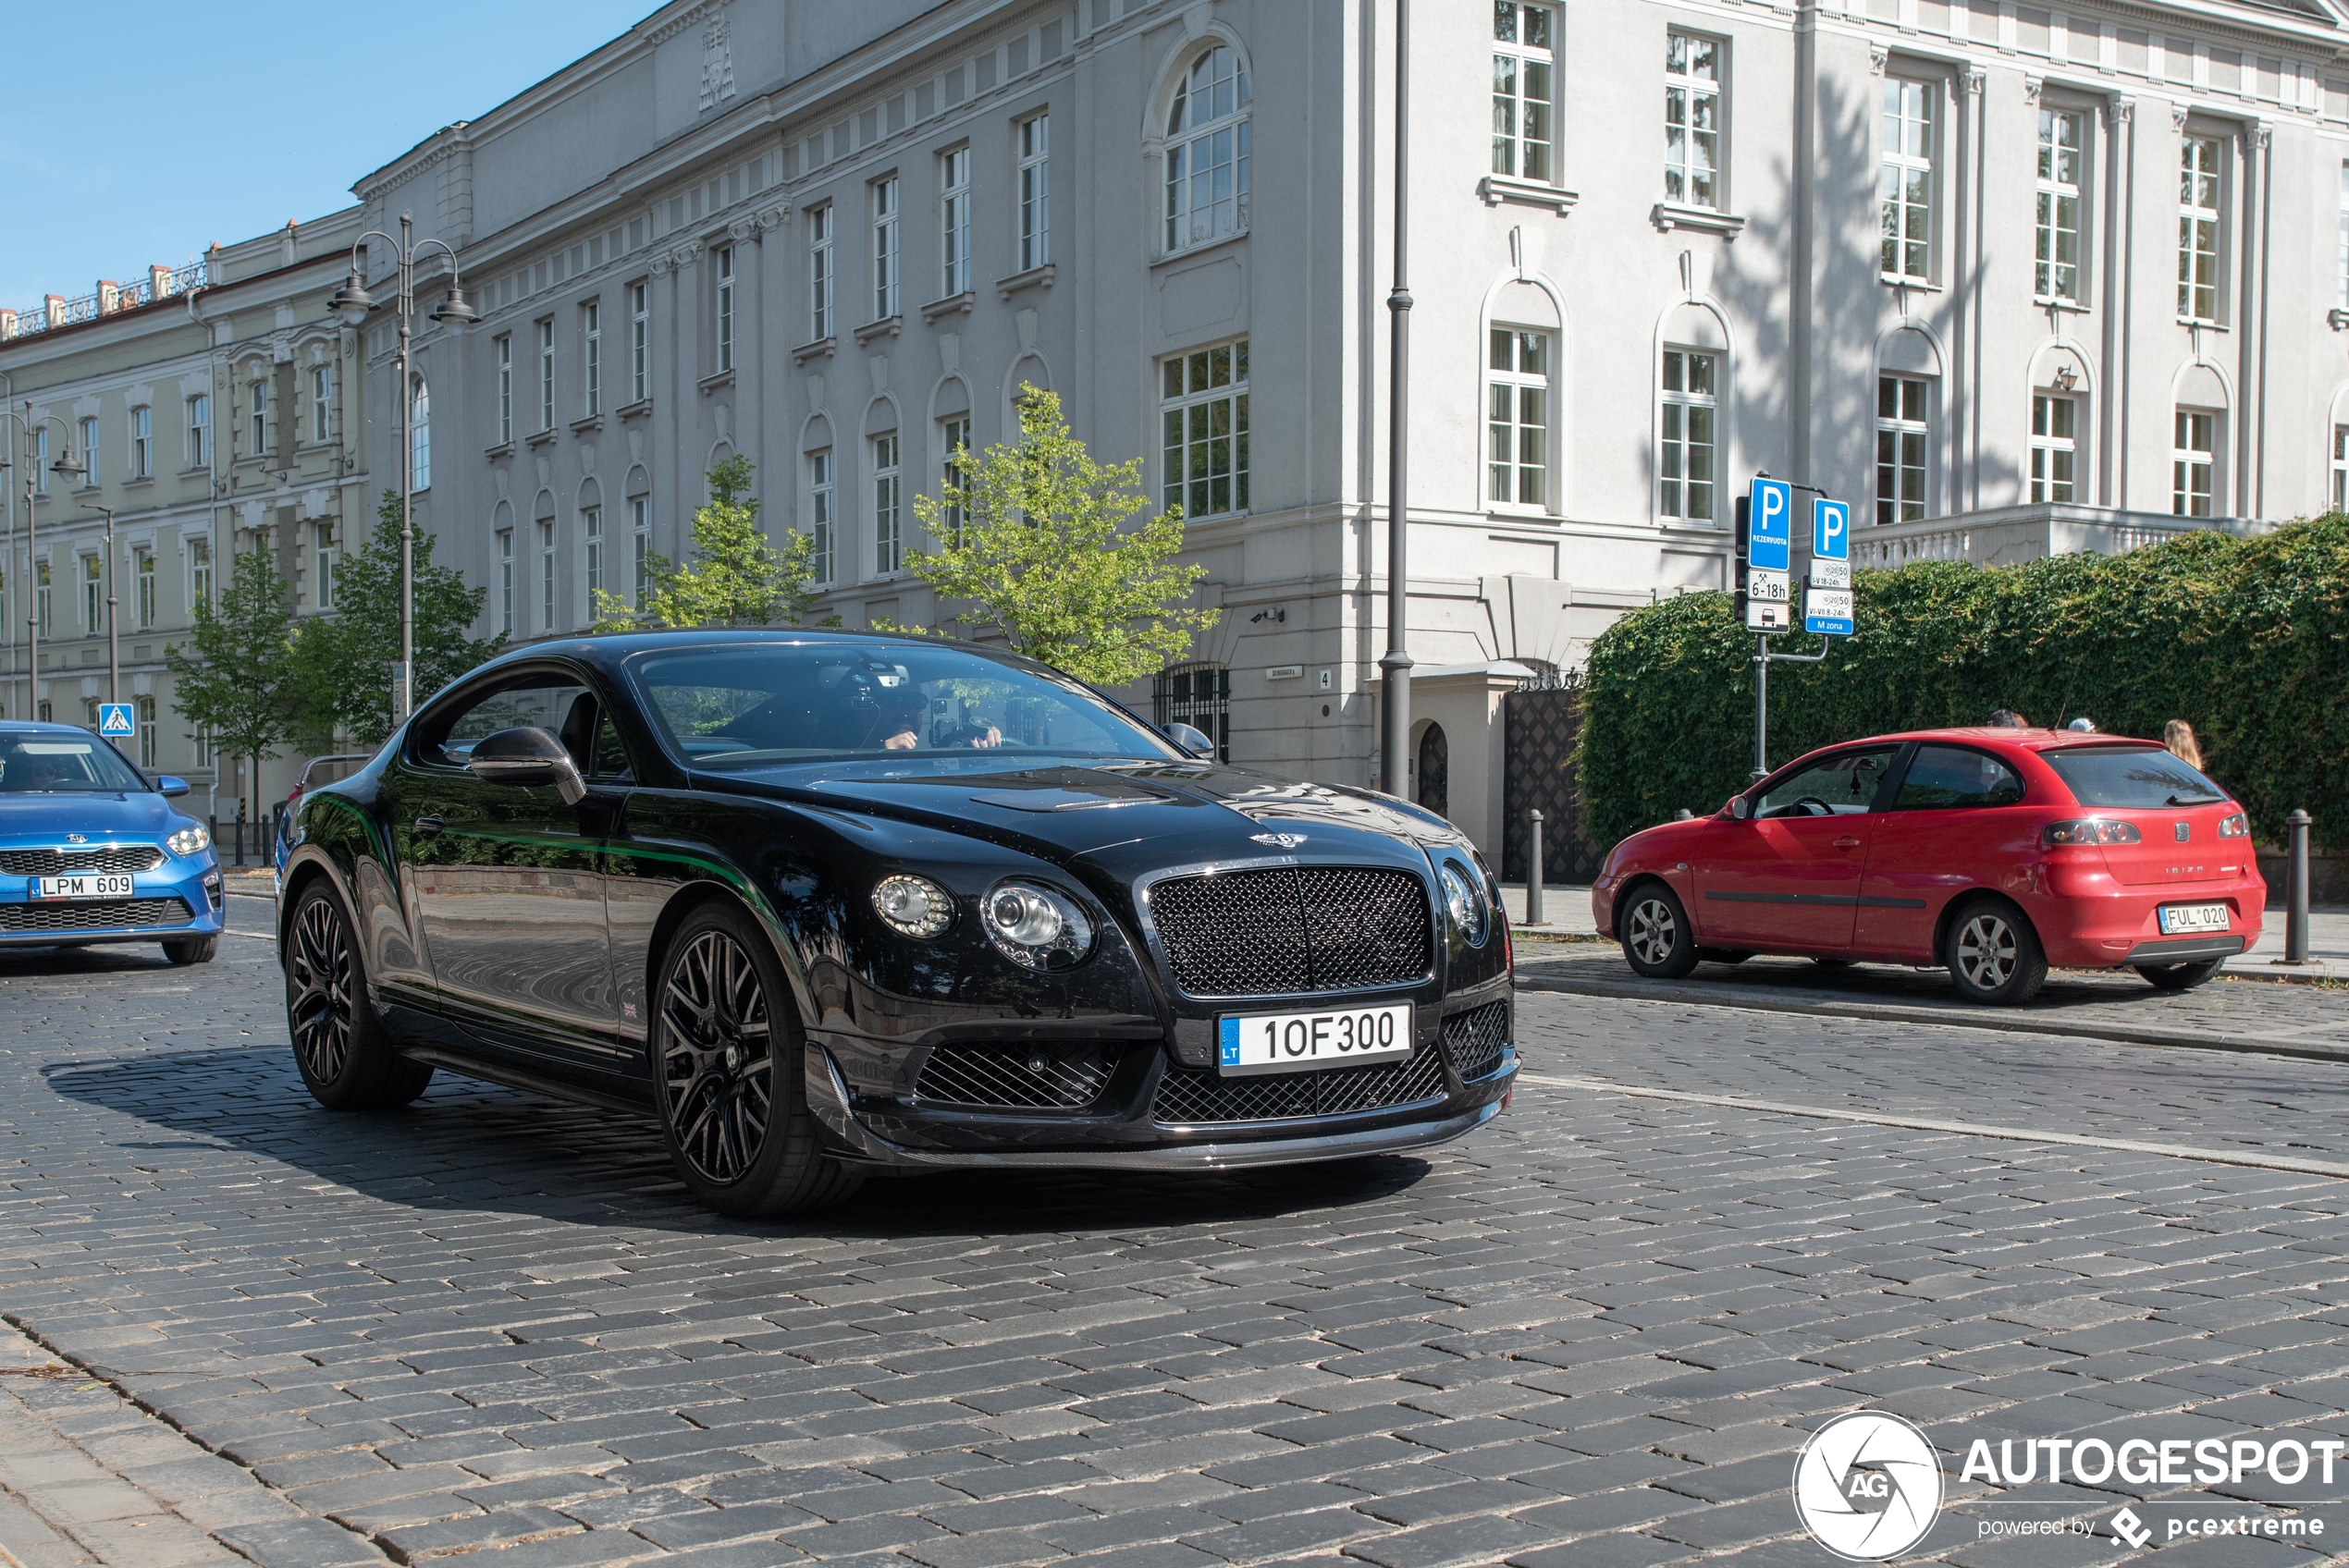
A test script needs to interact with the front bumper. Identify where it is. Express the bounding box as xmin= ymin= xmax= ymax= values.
xmin=0 ymin=857 xmax=225 ymax=948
